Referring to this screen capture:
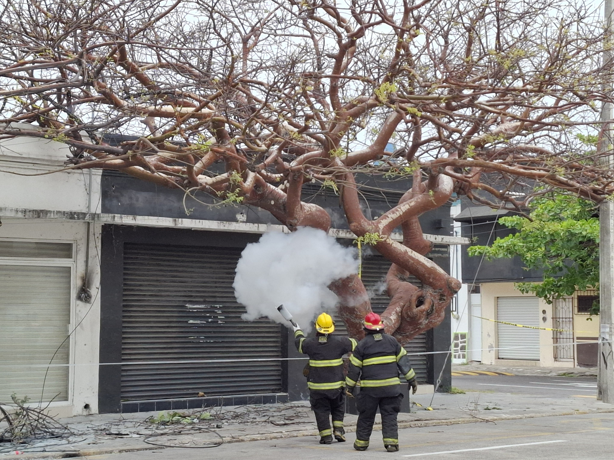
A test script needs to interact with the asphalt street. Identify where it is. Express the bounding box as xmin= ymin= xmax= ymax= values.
xmin=5 ymin=371 xmax=611 ymax=459
xmin=80 ymin=412 xmax=614 ymax=460
xmin=452 ymin=373 xmax=598 ymax=398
